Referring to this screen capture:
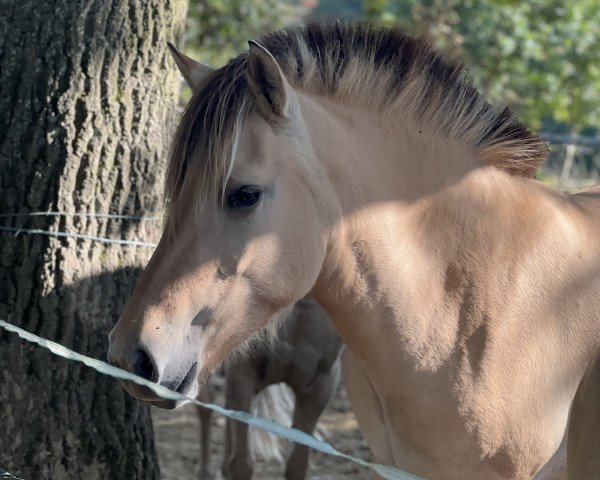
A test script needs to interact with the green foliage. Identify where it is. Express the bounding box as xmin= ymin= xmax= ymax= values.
xmin=308 ymin=0 xmax=363 ymax=20
xmin=184 ymin=0 xmax=304 ymax=66
xmin=363 ymin=0 xmax=388 ymax=20
xmin=363 ymin=0 xmax=600 ymax=131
